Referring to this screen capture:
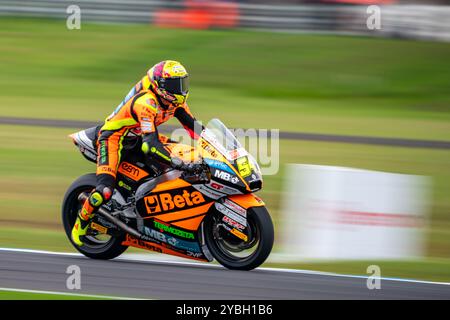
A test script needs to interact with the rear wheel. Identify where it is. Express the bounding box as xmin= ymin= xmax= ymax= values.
xmin=204 ymin=206 xmax=274 ymax=270
xmin=62 ymin=173 xmax=128 ymax=260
